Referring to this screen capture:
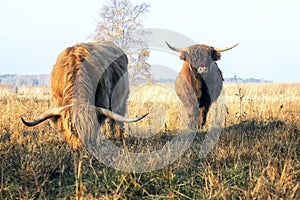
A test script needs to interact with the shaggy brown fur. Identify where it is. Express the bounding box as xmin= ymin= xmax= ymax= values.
xmin=172 ymin=44 xmax=225 ymax=128
xmin=47 ymin=41 xmax=129 ymax=150
xmin=49 ymin=45 xmax=89 ymax=149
